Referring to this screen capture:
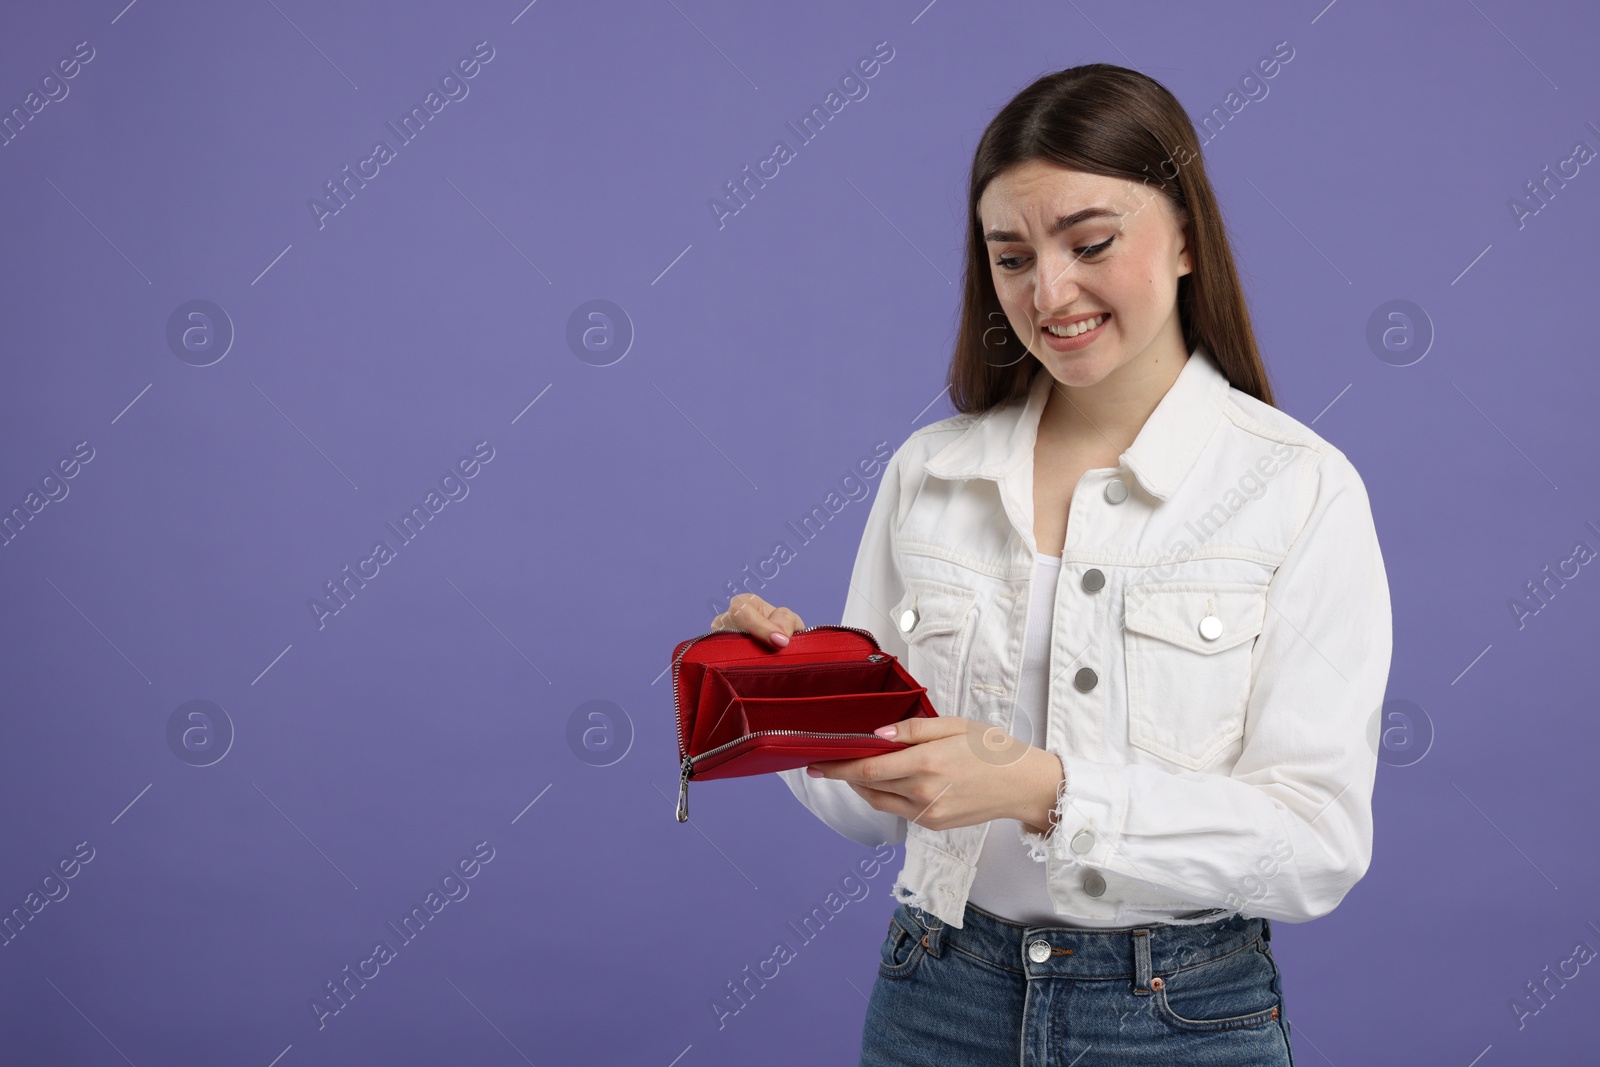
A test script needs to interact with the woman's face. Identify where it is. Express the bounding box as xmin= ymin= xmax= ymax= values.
xmin=977 ymin=159 xmax=1192 ymax=388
